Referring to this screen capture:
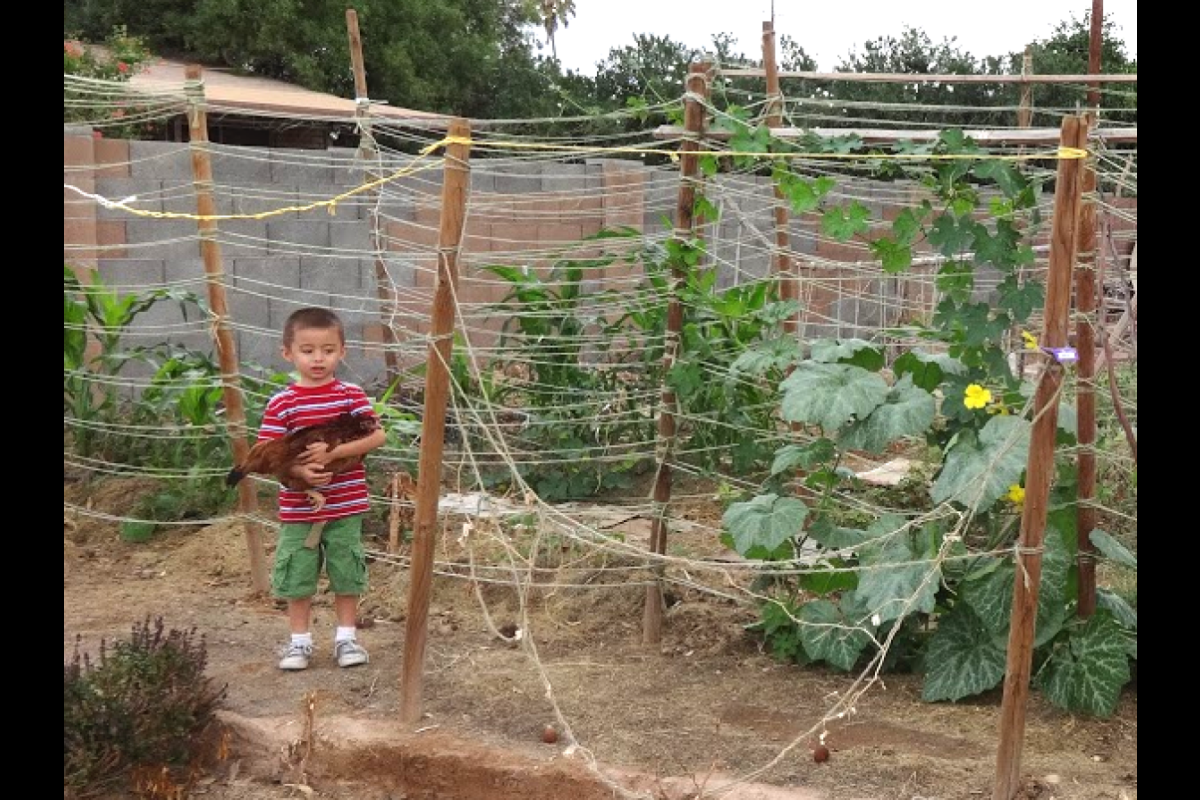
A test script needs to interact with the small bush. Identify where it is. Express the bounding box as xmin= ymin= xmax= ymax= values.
xmin=64 ymin=617 xmax=227 ymax=796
